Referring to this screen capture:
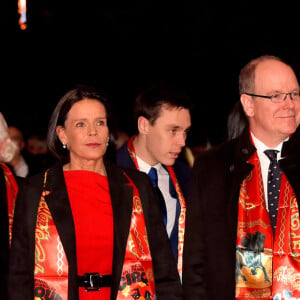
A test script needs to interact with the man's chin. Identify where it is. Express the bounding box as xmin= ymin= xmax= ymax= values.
xmin=162 ymin=158 xmax=176 ymax=166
